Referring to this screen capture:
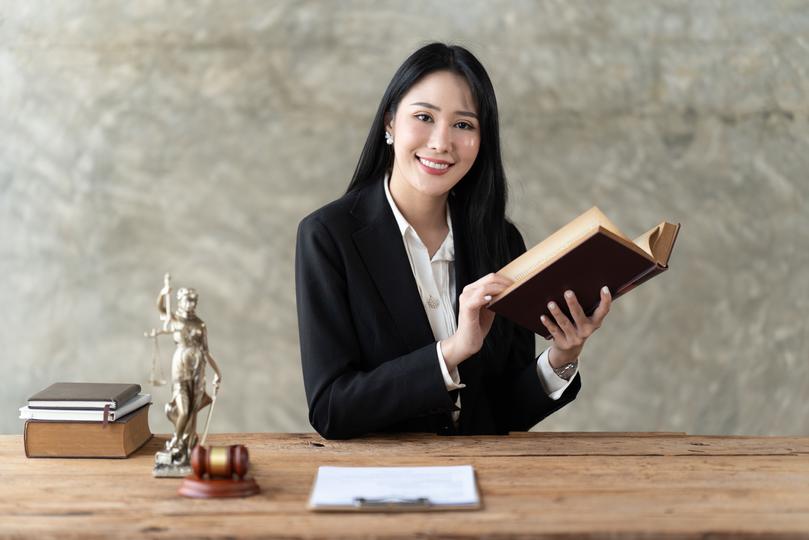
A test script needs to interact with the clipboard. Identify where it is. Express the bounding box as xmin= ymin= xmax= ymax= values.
xmin=307 ymin=465 xmax=482 ymax=512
